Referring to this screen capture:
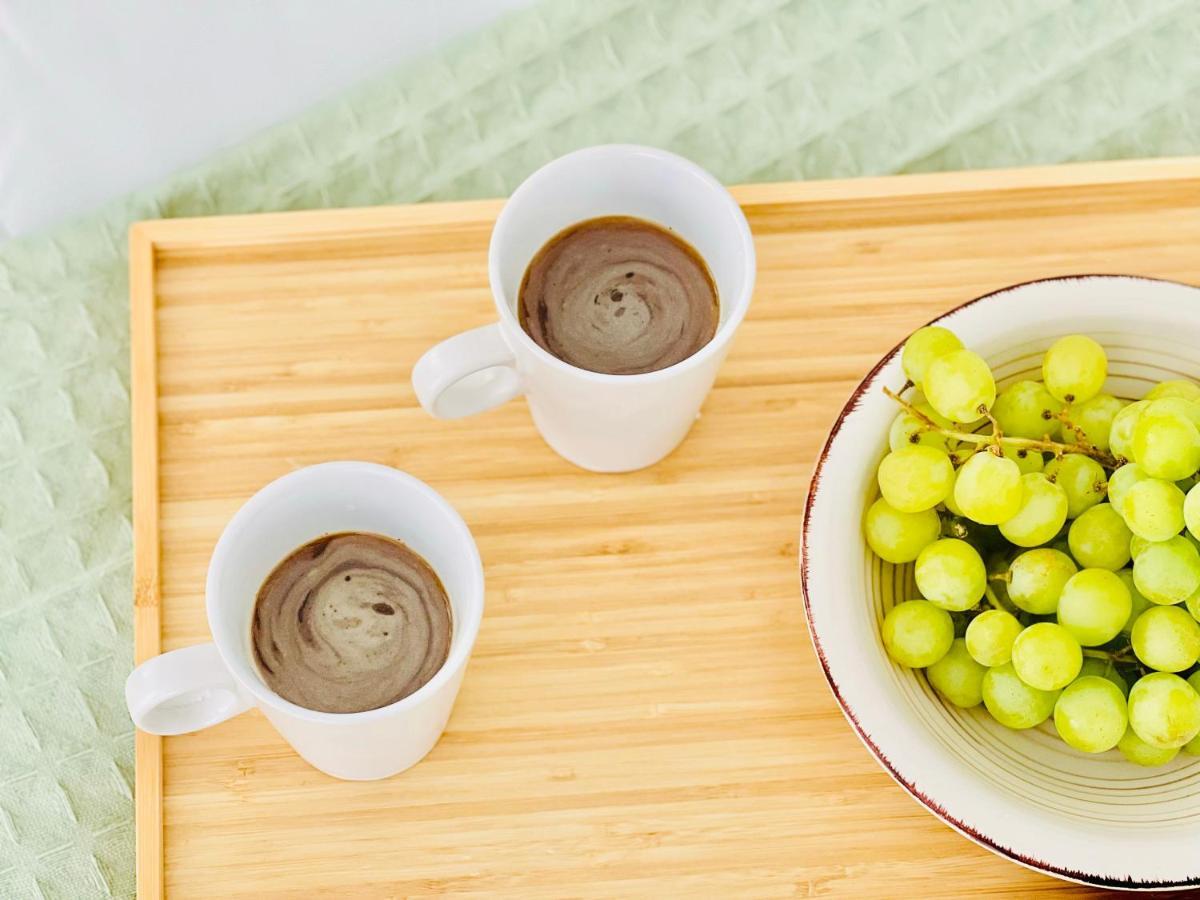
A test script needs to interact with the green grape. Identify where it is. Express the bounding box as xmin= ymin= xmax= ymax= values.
xmin=877 ymin=446 xmax=954 ymax=513
xmin=1127 ymin=672 xmax=1200 ymax=749
xmin=914 ymin=539 xmax=986 ymax=612
xmin=888 ymin=410 xmax=946 ymax=453
xmin=1117 ymin=569 xmax=1151 ymax=634
xmin=1064 ymin=393 xmax=1125 ymax=453
xmin=1121 ymin=478 xmax=1186 ymax=542
xmin=1131 ymin=401 xmax=1200 ymax=481
xmin=924 ymin=349 xmax=997 ymax=423
xmin=864 ymin=498 xmax=941 ymax=564
xmin=1150 ymin=396 xmax=1200 ymax=430
xmin=1011 ymin=622 xmax=1082 ymax=691
xmin=965 ymin=609 xmax=1023 ymax=667
xmin=1185 ymin=483 xmax=1200 ymax=542
xmin=1118 ymin=726 xmax=1180 ymax=766
xmin=954 ymin=451 xmax=1022 ymax=525
xmin=991 ymin=380 xmax=1062 ymax=440
xmin=981 ymin=662 xmax=1059 ymax=729
xmin=1056 ymin=568 xmax=1132 ymax=646
xmin=902 ymin=326 xmax=963 ymax=387
xmin=1002 ymin=445 xmax=1044 ymax=475
xmin=997 ymin=473 xmax=1067 ymax=547
xmin=926 ymin=638 xmax=987 ymax=707
xmin=1186 ymin=671 xmax=1200 ymax=755
xmin=1078 ymin=656 xmax=1128 ymax=695
xmin=1109 ymin=400 xmax=1149 ymax=462
xmin=1008 ymin=548 xmax=1077 ymax=615
xmin=1067 ymin=503 xmax=1132 ymax=570
xmin=1146 ymin=379 xmax=1200 ymax=403
xmin=1043 ymin=453 xmax=1106 ymax=519
xmin=1053 ymin=676 xmax=1127 ymax=753
xmin=881 ymin=600 xmax=954 ymax=668
xmin=1133 ymin=535 xmax=1200 ymax=605
xmin=1106 ymin=463 xmax=1147 ymax=515
xmin=1130 ymin=605 xmax=1200 ymax=672
xmin=1042 ymin=335 xmax=1107 ymax=404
